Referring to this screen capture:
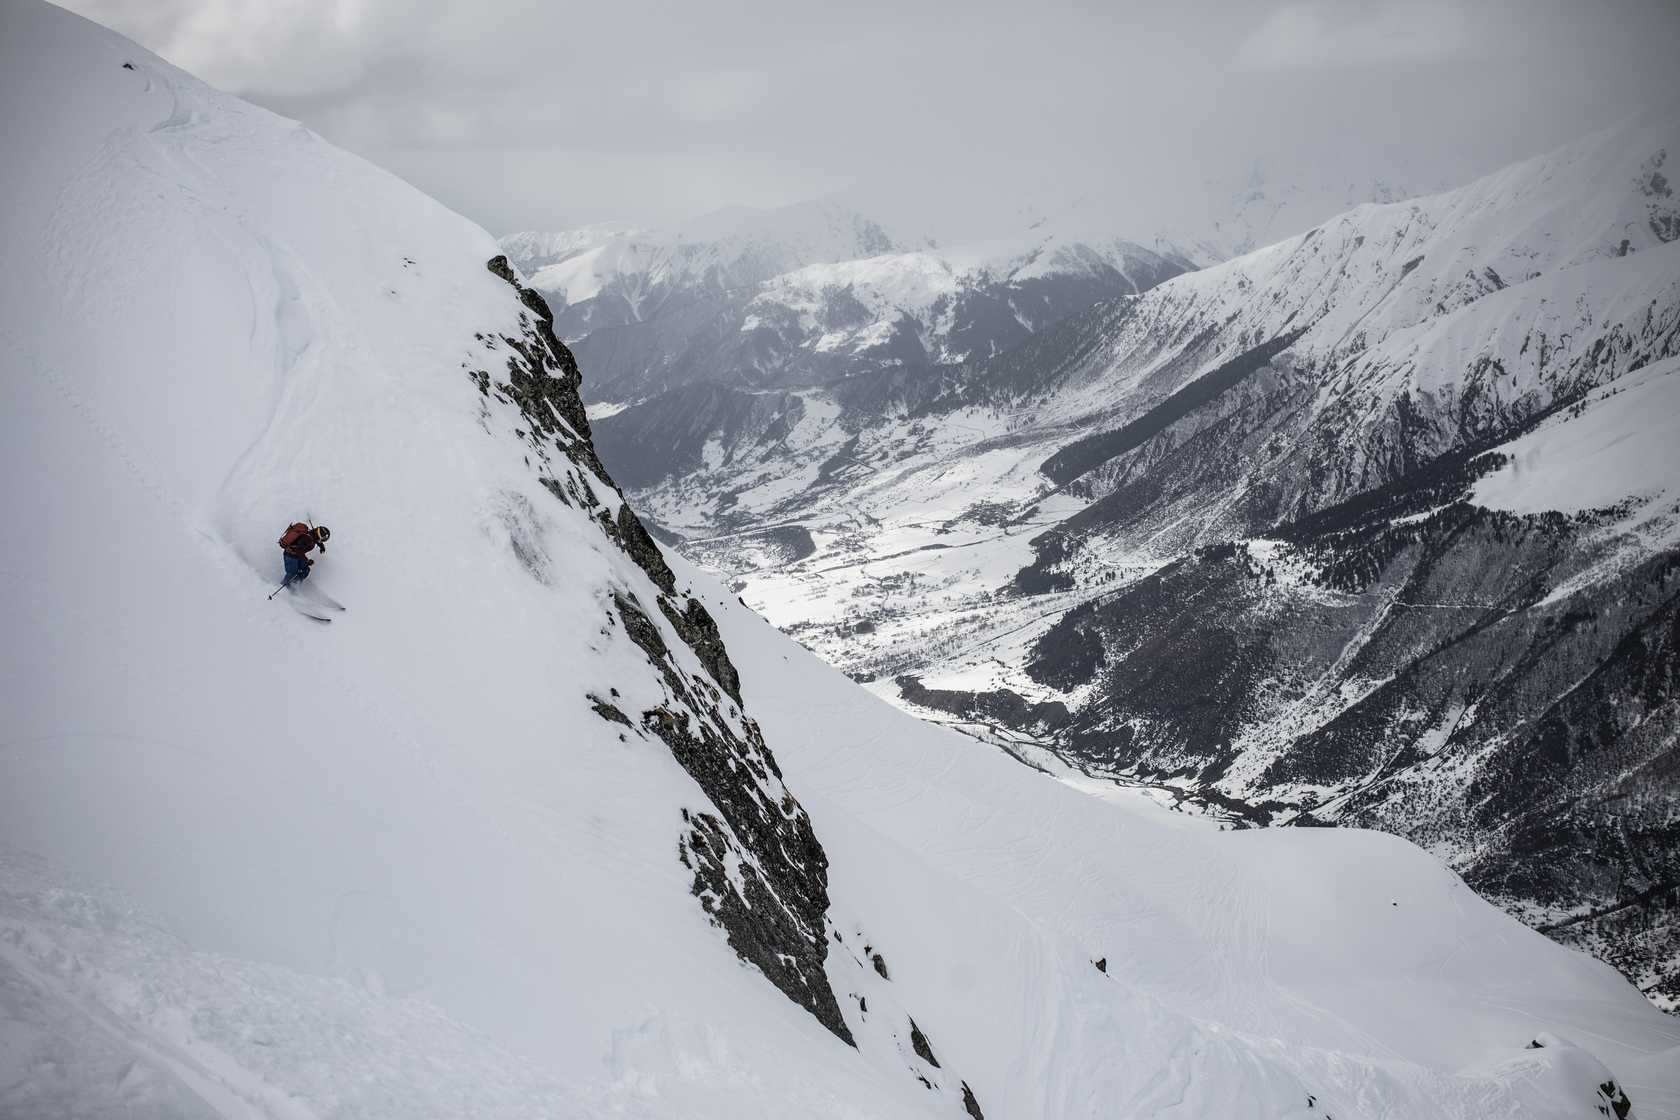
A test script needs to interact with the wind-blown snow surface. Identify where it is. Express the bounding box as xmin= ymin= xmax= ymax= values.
xmin=3 ymin=3 xmax=1679 ymax=1117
